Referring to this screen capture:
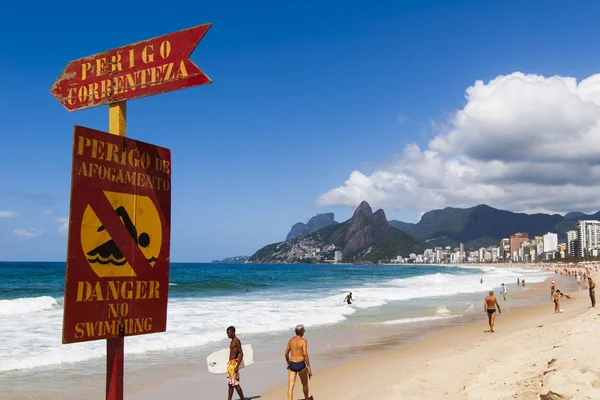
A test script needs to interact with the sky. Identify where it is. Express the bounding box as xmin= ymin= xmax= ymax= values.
xmin=2 ymin=0 xmax=600 ymax=261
